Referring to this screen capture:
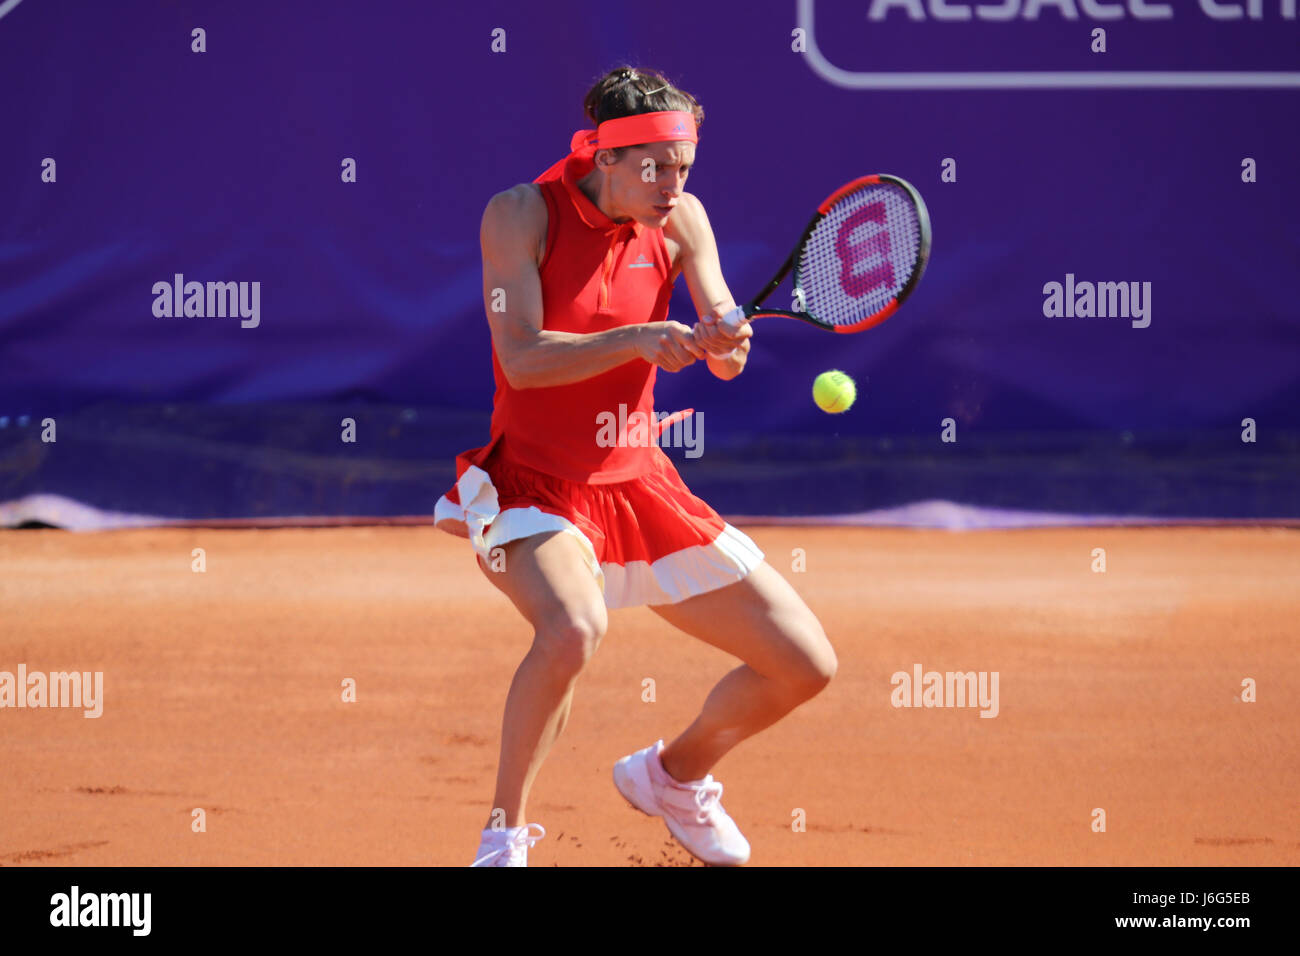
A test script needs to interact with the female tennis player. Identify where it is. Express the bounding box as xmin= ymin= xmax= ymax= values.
xmin=435 ymin=67 xmax=837 ymax=867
